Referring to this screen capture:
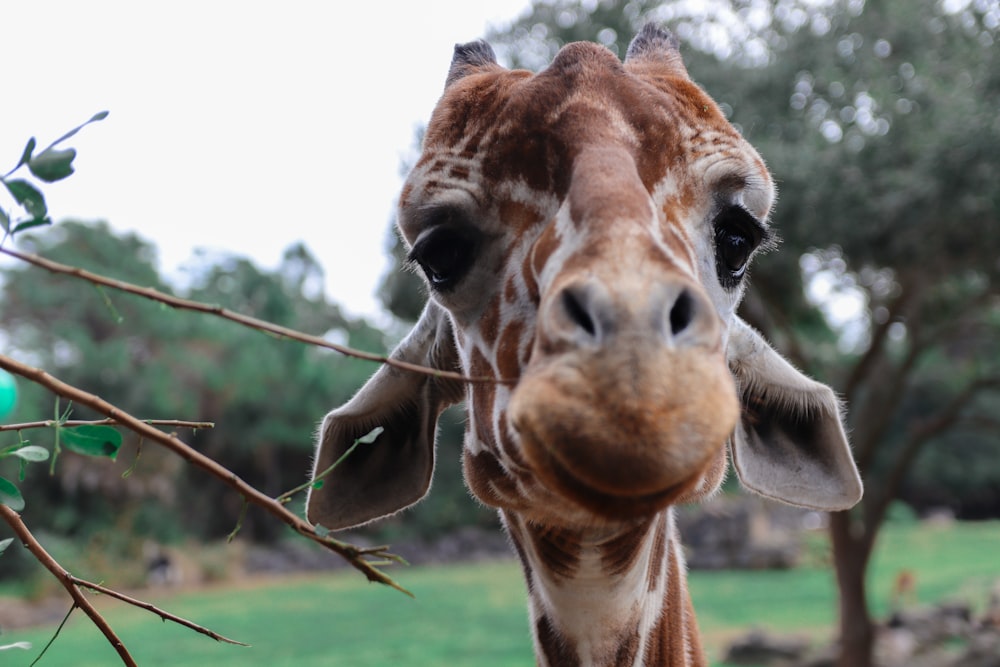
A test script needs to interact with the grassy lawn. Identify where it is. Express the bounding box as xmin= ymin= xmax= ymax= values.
xmin=6 ymin=520 xmax=1000 ymax=666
